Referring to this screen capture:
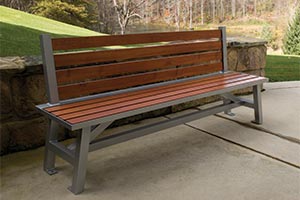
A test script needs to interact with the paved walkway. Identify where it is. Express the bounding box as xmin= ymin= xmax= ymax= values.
xmin=1 ymin=82 xmax=300 ymax=200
